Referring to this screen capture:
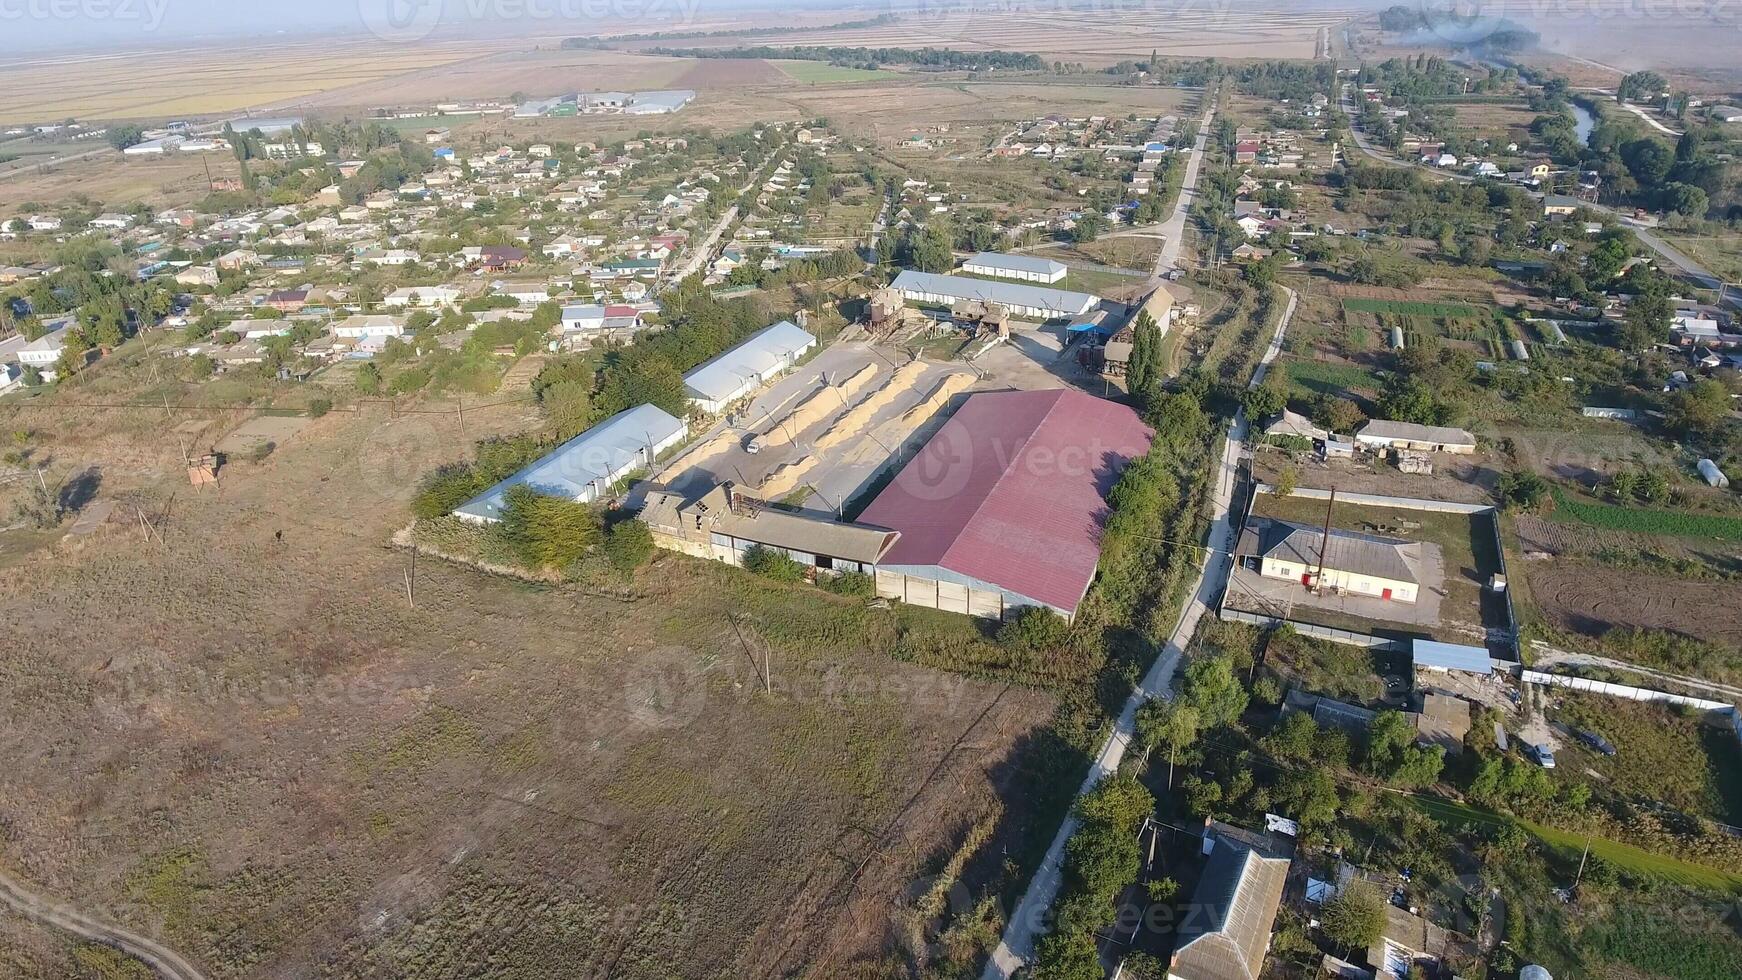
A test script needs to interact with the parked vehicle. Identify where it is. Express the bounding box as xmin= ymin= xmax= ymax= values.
xmin=1528 ymin=743 xmax=1557 ymax=769
xmin=1576 ymin=729 xmax=1617 ymax=757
